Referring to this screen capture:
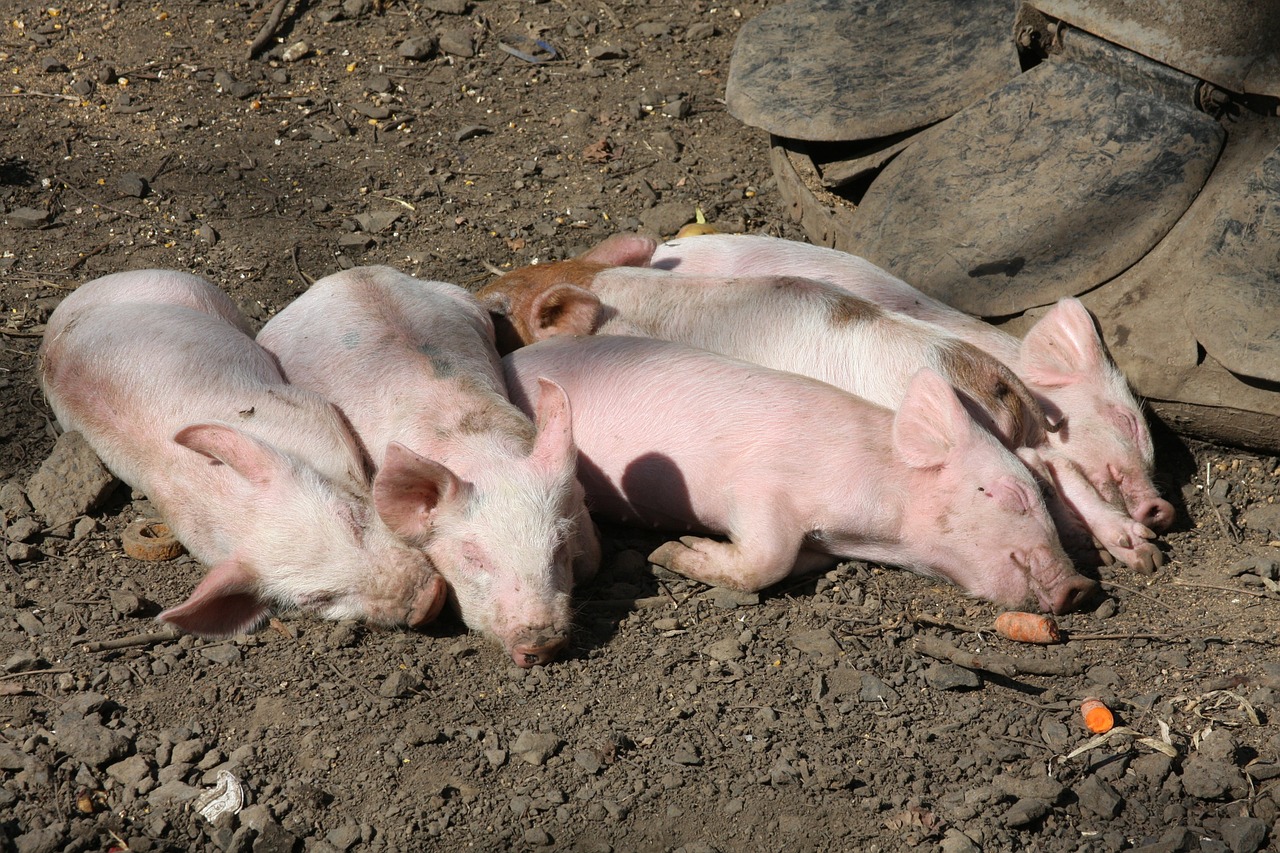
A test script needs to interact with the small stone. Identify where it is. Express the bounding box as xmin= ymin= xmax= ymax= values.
xmin=640 ymin=202 xmax=695 ymax=237
xmin=858 ymin=674 xmax=899 ymax=704
xmin=55 ymin=714 xmax=131 ymax=768
xmin=994 ymin=772 xmax=1064 ymax=804
xmin=15 ymin=610 xmax=44 ymax=635
xmin=670 ymin=742 xmax=701 ymax=766
xmin=199 ymin=644 xmax=242 ymax=665
xmin=1242 ymin=503 xmax=1280 ymax=538
xmin=703 ymin=587 xmax=758 ymax=609
xmin=1003 ymin=797 xmax=1049 ymax=827
xmin=788 ymin=628 xmax=840 ymax=657
xmin=512 ymin=730 xmax=562 ymax=766
xmin=704 ymin=637 xmax=742 ymax=662
xmin=326 ymin=822 xmax=361 ymax=851
xmin=454 ymin=124 xmax=491 ymax=143
xmin=281 ymin=41 xmax=309 ymax=62
xmin=170 ymin=738 xmax=206 ymax=765
xmin=107 ymin=753 xmax=153 ymax=787
xmin=939 ymin=828 xmax=980 ymax=853
xmin=660 ymin=98 xmax=690 ymax=119
xmin=6 ymin=207 xmax=51 ymax=229
xmin=337 ymin=232 xmax=373 ymax=251
xmin=109 ymin=589 xmax=145 ymax=616
xmin=7 ymin=542 xmax=38 ymax=562
xmin=378 ymin=669 xmax=423 ymax=698
xmin=0 ymin=744 xmax=26 ymax=770
xmin=0 ymin=481 xmax=32 ymax=514
xmin=341 ymin=0 xmax=369 ymax=16
xmin=586 ymin=44 xmax=628 ymax=60
xmin=397 ymin=36 xmax=436 ymax=60
xmin=14 ymin=824 xmax=66 ymax=853
xmin=423 ymin=0 xmax=467 ymax=12
xmin=352 ymin=102 xmax=391 ymax=120
xmin=1219 ymin=814 xmax=1268 ymax=853
xmin=437 ymin=27 xmax=475 ymax=58
xmin=4 ymin=650 xmax=42 ymax=672
xmin=6 ymin=517 xmax=39 ymax=543
xmin=27 ymin=431 xmax=118 ymax=526
xmin=195 ymin=223 xmax=218 ymax=245
xmin=115 ymin=173 xmax=149 ymax=198
xmin=574 ymin=750 xmax=602 ymax=774
xmin=40 ymin=56 xmax=69 ymax=72
xmin=923 ymin=663 xmax=981 ymax=691
xmin=485 ymin=749 xmax=507 ymax=767
xmin=685 ymin=22 xmax=716 ymax=40
xmin=147 ymin=780 xmax=200 ymax=807
xmin=1074 ymin=774 xmax=1123 ymax=818
xmin=524 ymin=828 xmax=553 ymax=847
